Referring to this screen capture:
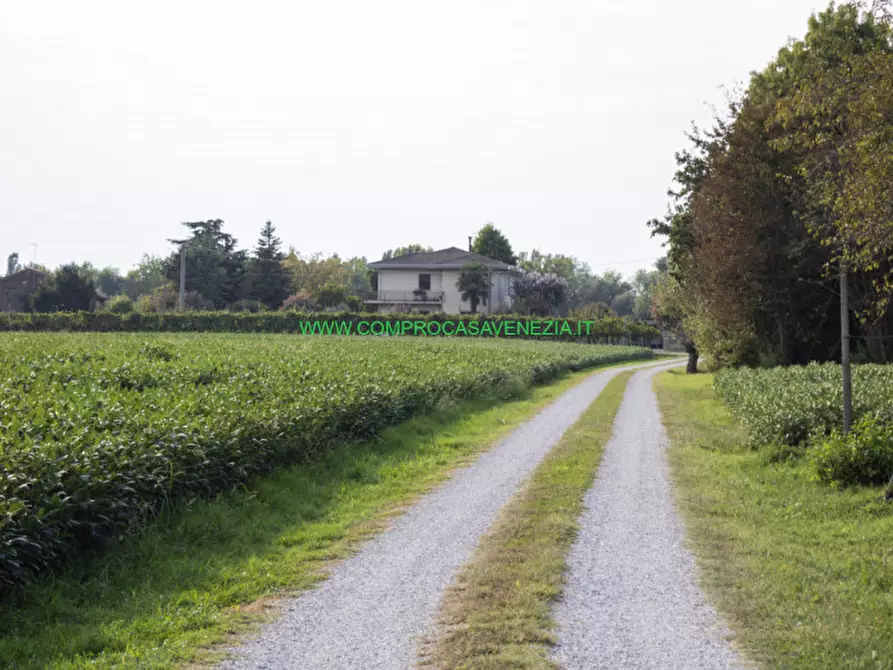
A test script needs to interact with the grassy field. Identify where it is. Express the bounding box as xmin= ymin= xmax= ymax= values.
xmin=422 ymin=370 xmax=635 ymax=669
xmin=655 ymin=370 xmax=893 ymax=669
